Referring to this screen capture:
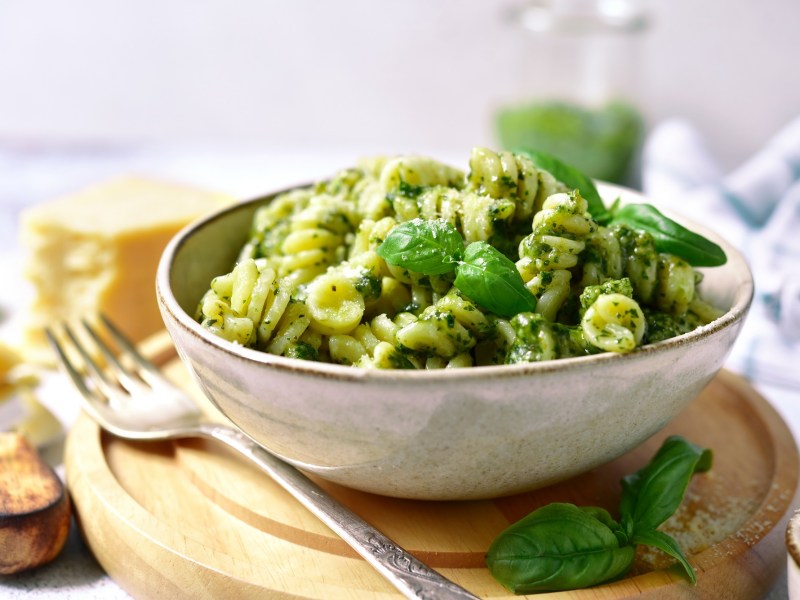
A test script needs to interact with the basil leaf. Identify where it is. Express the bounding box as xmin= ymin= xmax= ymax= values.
xmin=376 ymin=218 xmax=463 ymax=275
xmin=486 ymin=503 xmax=635 ymax=593
xmin=515 ymin=148 xmax=610 ymax=224
xmin=580 ymin=506 xmax=629 ymax=546
xmin=455 ymin=242 xmax=536 ymax=317
xmin=619 ymin=435 xmax=713 ymax=536
xmin=631 ymin=529 xmax=697 ymax=584
xmin=609 ymin=203 xmax=727 ymax=267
